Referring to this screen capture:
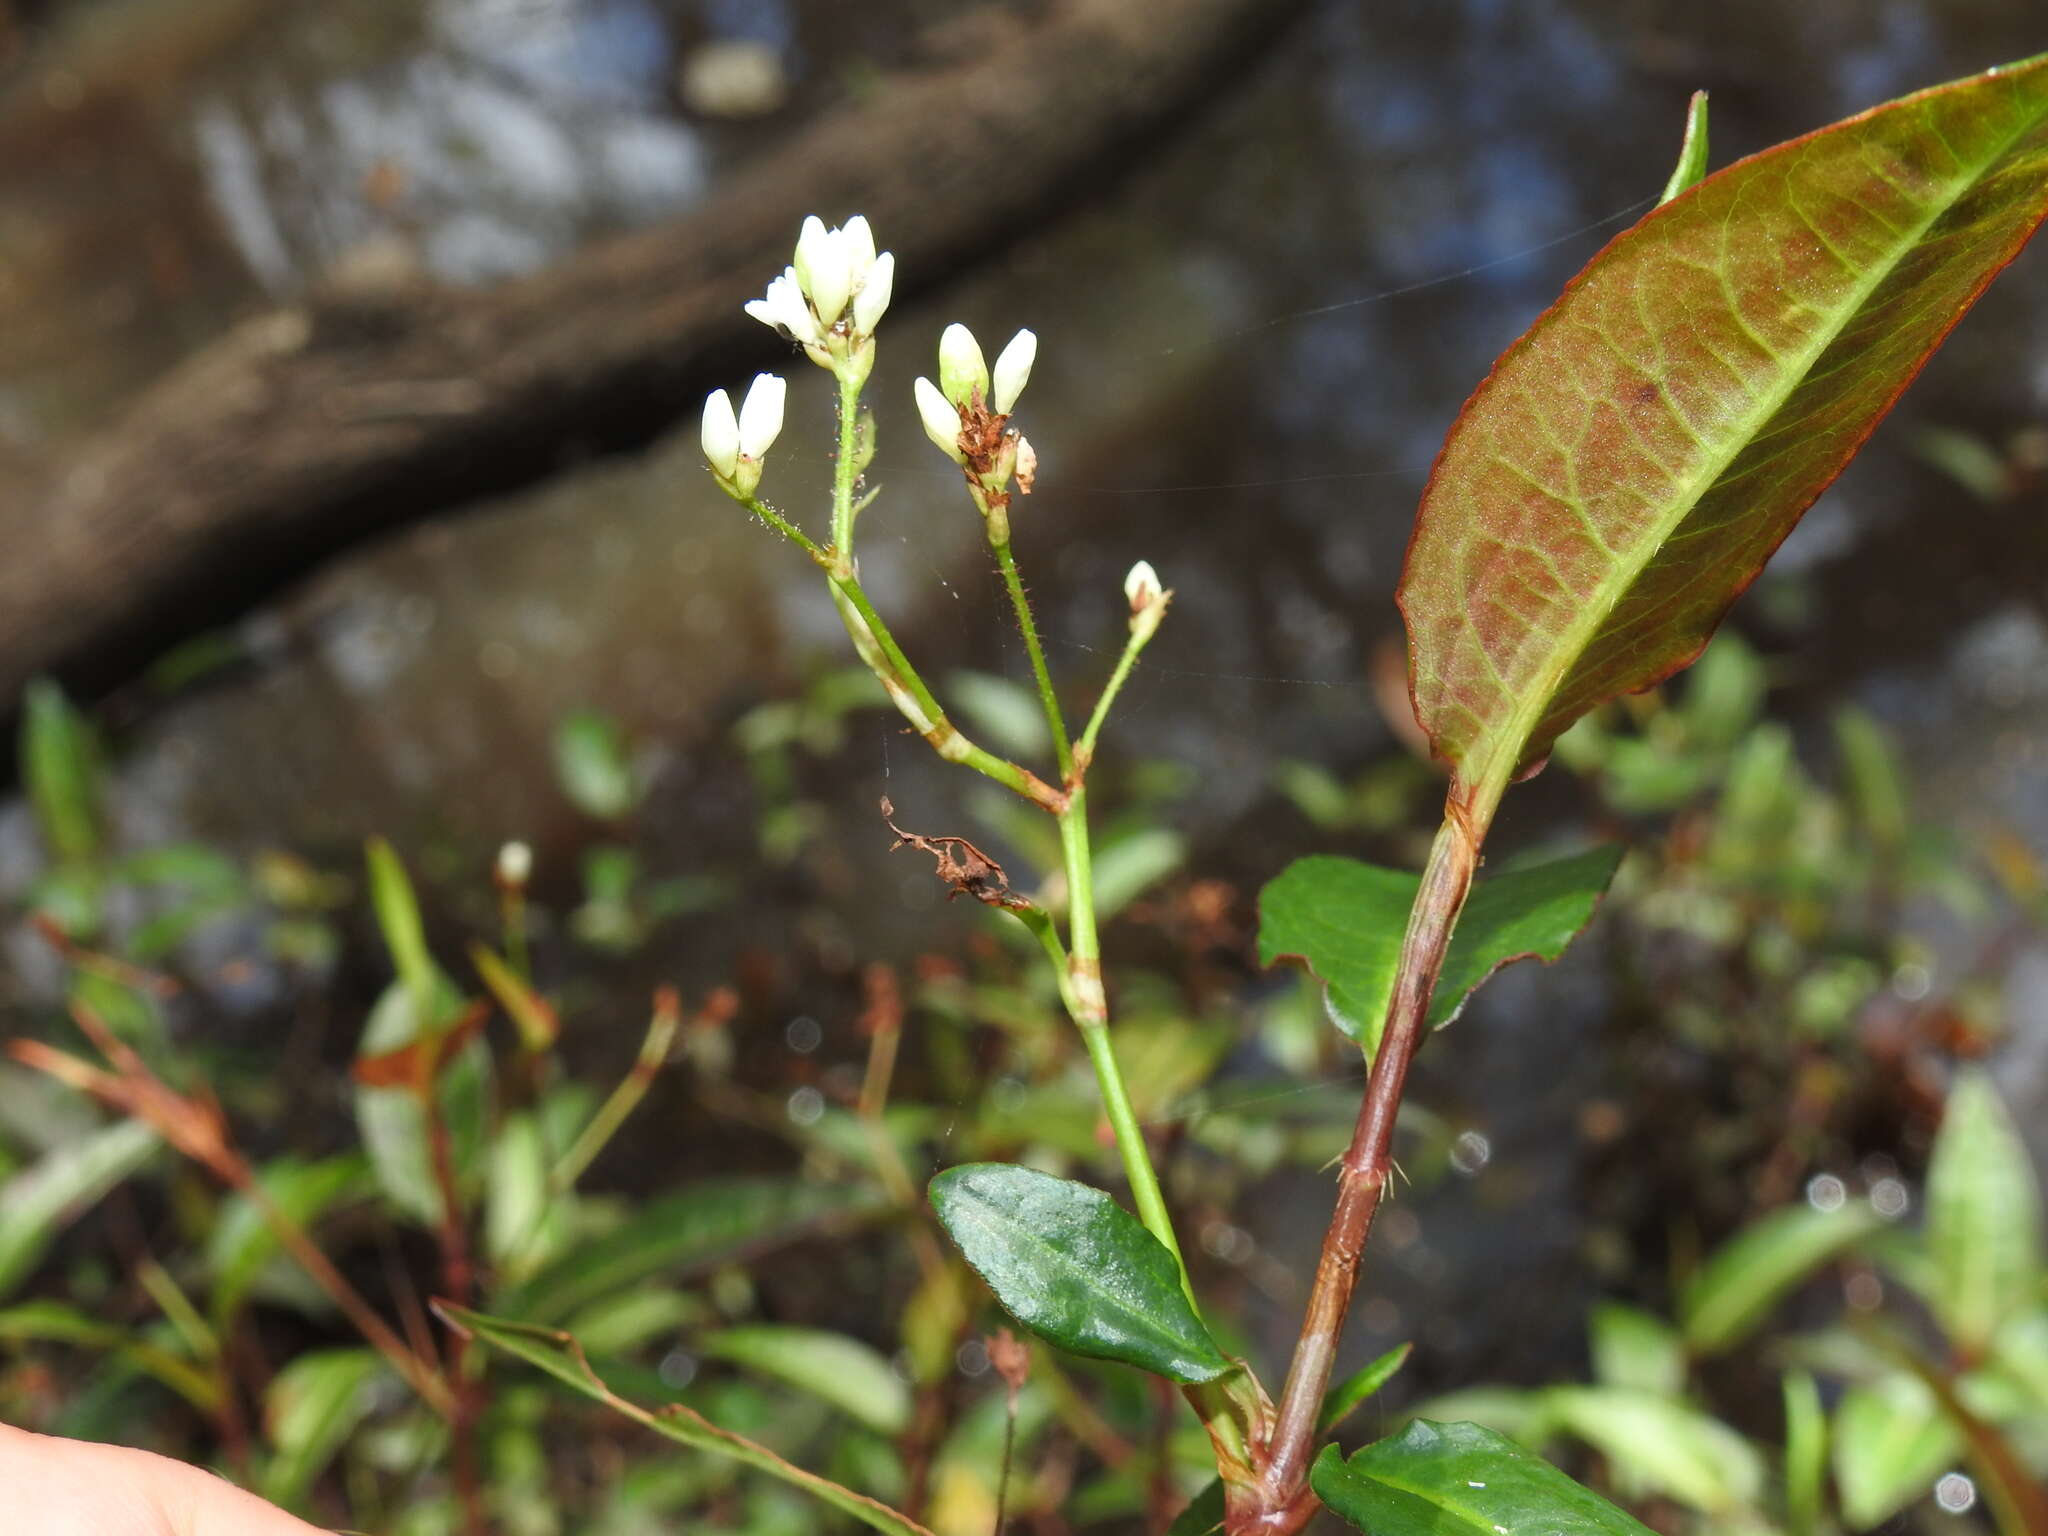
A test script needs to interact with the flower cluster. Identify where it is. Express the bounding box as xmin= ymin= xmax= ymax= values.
xmin=913 ymin=324 xmax=1037 ymax=464
xmin=744 ymin=215 xmax=894 ymax=382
